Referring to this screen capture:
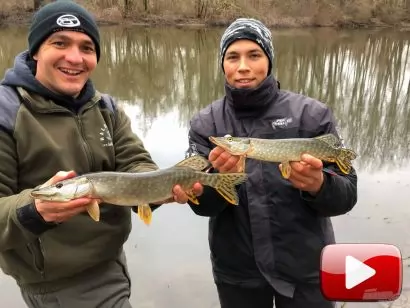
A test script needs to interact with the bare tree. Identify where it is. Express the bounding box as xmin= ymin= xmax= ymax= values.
xmin=33 ymin=0 xmax=45 ymax=10
xmin=123 ymin=0 xmax=131 ymax=16
xmin=196 ymin=0 xmax=210 ymax=18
